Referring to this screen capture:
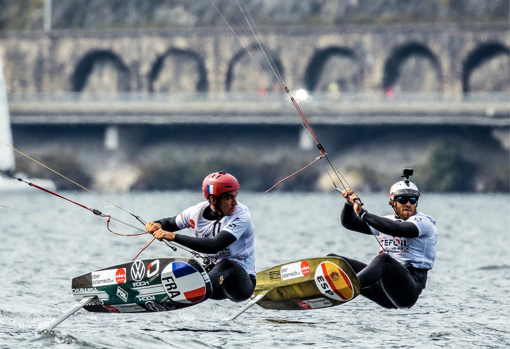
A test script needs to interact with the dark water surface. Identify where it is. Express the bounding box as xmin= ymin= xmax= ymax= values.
xmin=1 ymin=191 xmax=509 ymax=348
